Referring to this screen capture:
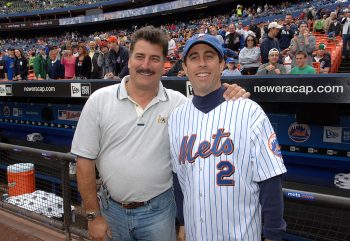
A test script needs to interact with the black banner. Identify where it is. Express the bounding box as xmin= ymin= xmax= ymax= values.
xmin=1 ymin=74 xmax=350 ymax=103
xmin=223 ymin=74 xmax=350 ymax=104
xmin=0 ymin=20 xmax=59 ymax=30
